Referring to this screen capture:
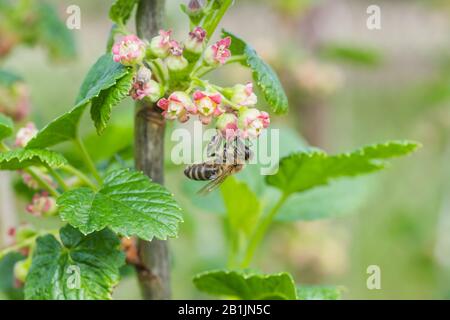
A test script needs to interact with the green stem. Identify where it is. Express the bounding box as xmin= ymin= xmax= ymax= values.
xmin=148 ymin=59 xmax=167 ymax=86
xmin=241 ymin=193 xmax=289 ymax=268
xmin=61 ymin=165 xmax=98 ymax=191
xmin=0 ymin=142 xmax=60 ymax=196
xmin=225 ymin=54 xmax=246 ymax=65
xmin=74 ymin=137 xmax=102 ymax=184
xmin=25 ymin=167 xmax=59 ymax=198
xmin=202 ymin=0 xmax=234 ymax=41
xmin=227 ymin=227 xmax=240 ymax=269
xmin=0 ymin=235 xmax=37 ymax=260
xmin=0 ymin=229 xmax=59 ymax=260
xmin=45 ymin=165 xmax=69 ymax=192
